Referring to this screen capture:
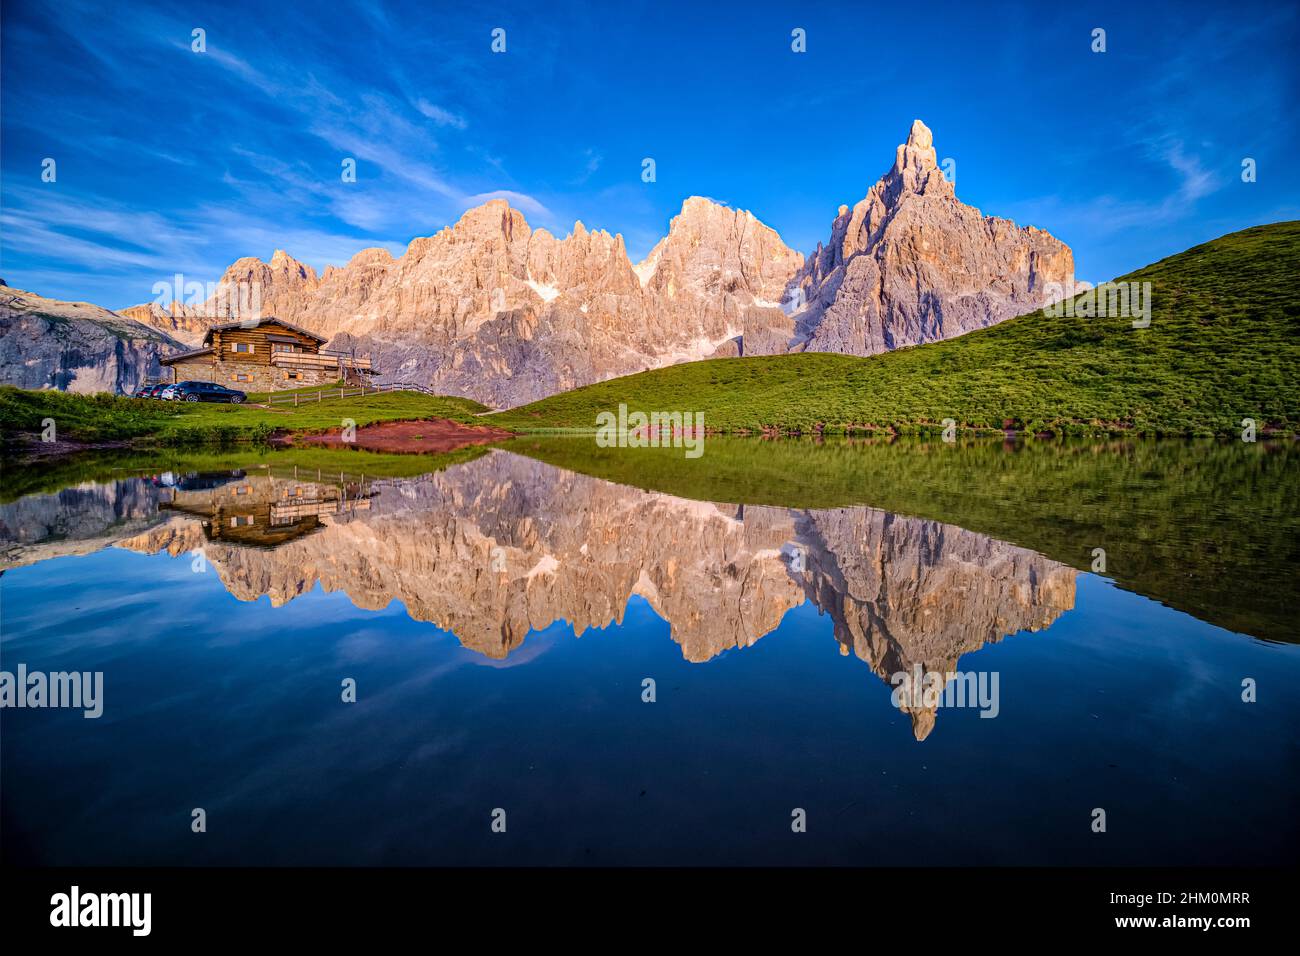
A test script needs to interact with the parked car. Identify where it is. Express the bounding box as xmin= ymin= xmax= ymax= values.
xmin=166 ymin=381 xmax=247 ymax=404
xmin=134 ymin=384 xmax=167 ymax=398
xmin=176 ymin=469 xmax=246 ymax=491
